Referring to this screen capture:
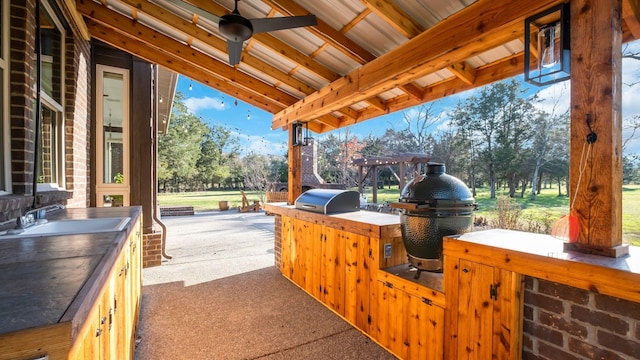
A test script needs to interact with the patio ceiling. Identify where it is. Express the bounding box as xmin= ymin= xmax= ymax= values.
xmin=74 ymin=0 xmax=640 ymax=134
